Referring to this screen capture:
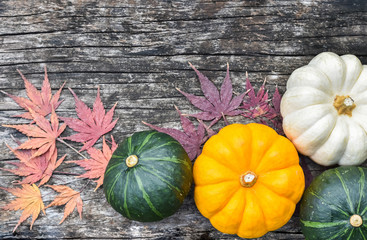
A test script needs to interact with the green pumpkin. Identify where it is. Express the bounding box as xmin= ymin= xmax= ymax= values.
xmin=300 ymin=166 xmax=367 ymax=240
xmin=103 ymin=130 xmax=193 ymax=222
